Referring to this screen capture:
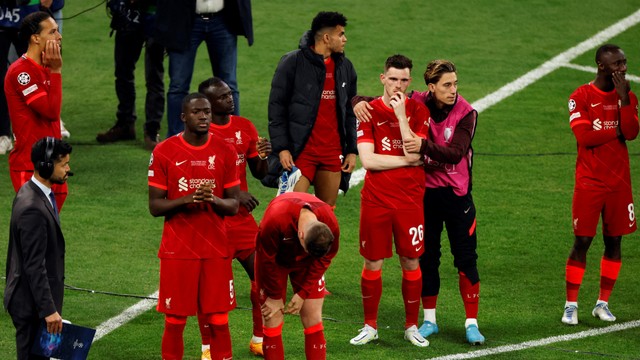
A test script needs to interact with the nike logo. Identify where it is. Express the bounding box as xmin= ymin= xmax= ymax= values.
xmin=283 ymin=237 xmax=294 ymax=241
xmin=415 ymin=246 xmax=423 ymax=252
xmin=317 ymin=286 xmax=325 ymax=293
xmin=377 ymin=121 xmax=388 ymax=126
xmin=407 ymin=299 xmax=420 ymax=304
xmin=591 ymin=103 xmax=601 ymax=107
xmin=175 ymin=160 xmax=187 ymax=166
xmin=630 ymin=221 xmax=636 ymax=228
xmin=464 ymin=206 xmax=471 ymax=214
